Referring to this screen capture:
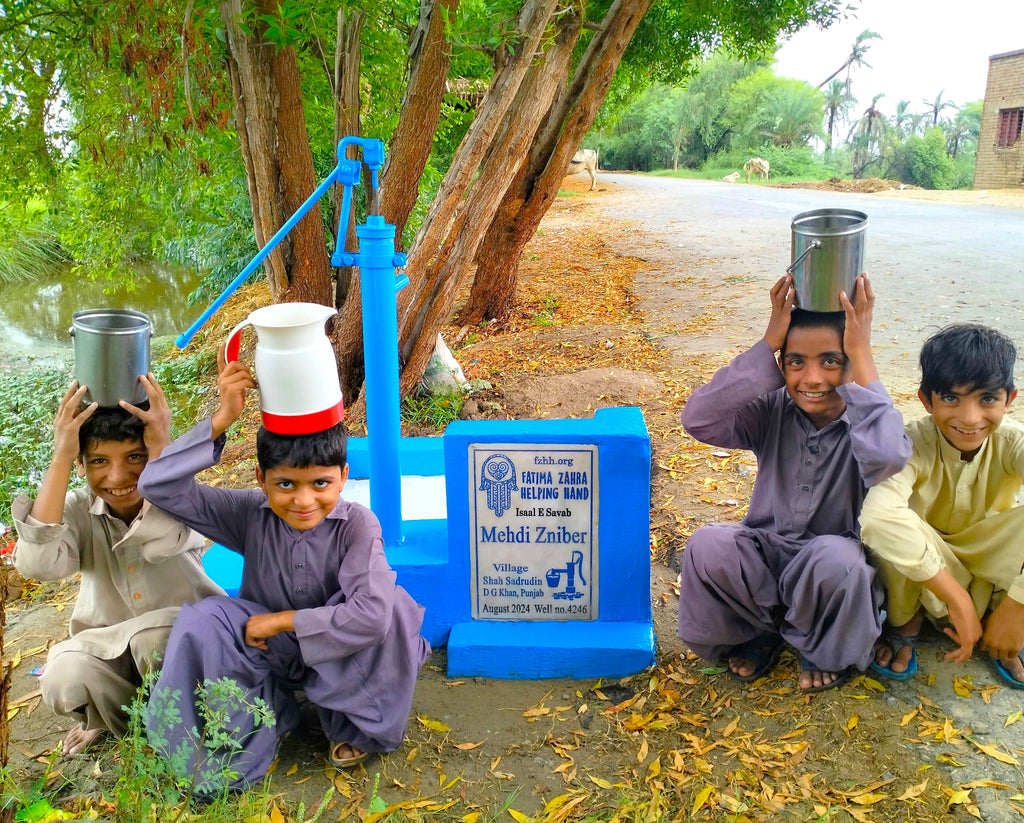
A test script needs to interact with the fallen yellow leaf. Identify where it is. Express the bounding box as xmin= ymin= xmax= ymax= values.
xmin=849 ymin=792 xmax=886 ymax=805
xmin=589 ymin=776 xmax=615 ymax=789
xmin=417 ymin=713 xmax=451 ymax=733
xmin=507 ymin=810 xmax=532 ymax=823
xmin=454 ymin=742 xmax=483 ymax=750
xmin=691 ymin=785 xmax=714 ymax=816
xmin=969 ymin=739 xmax=1020 ymax=765
xmin=847 ymin=713 xmax=859 ymax=731
xmin=897 ymin=779 xmax=928 ymax=800
xmin=1005 ymin=709 xmax=1022 ymax=727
